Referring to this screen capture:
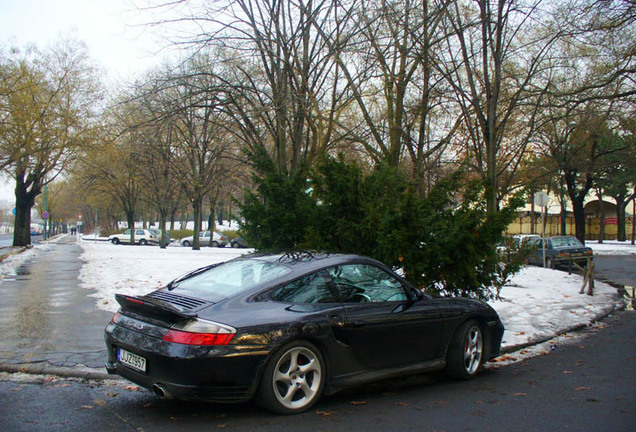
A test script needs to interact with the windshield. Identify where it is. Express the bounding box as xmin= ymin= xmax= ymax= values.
xmin=173 ymin=258 xmax=292 ymax=300
xmin=551 ymin=237 xmax=583 ymax=248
